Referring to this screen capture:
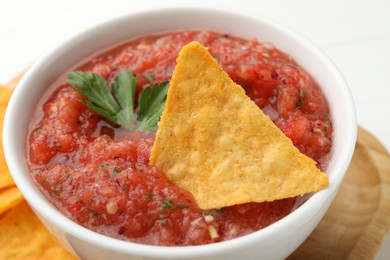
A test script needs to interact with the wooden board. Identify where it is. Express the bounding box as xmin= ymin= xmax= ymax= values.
xmin=289 ymin=127 xmax=390 ymax=259
xmin=4 ymin=73 xmax=390 ymax=259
